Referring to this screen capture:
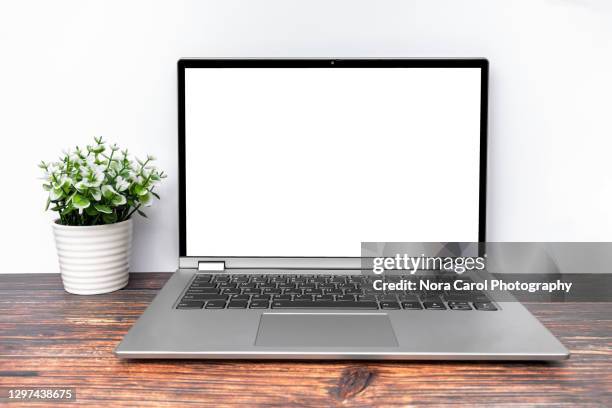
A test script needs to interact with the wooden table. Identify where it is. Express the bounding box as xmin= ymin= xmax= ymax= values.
xmin=1 ymin=273 xmax=610 ymax=407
